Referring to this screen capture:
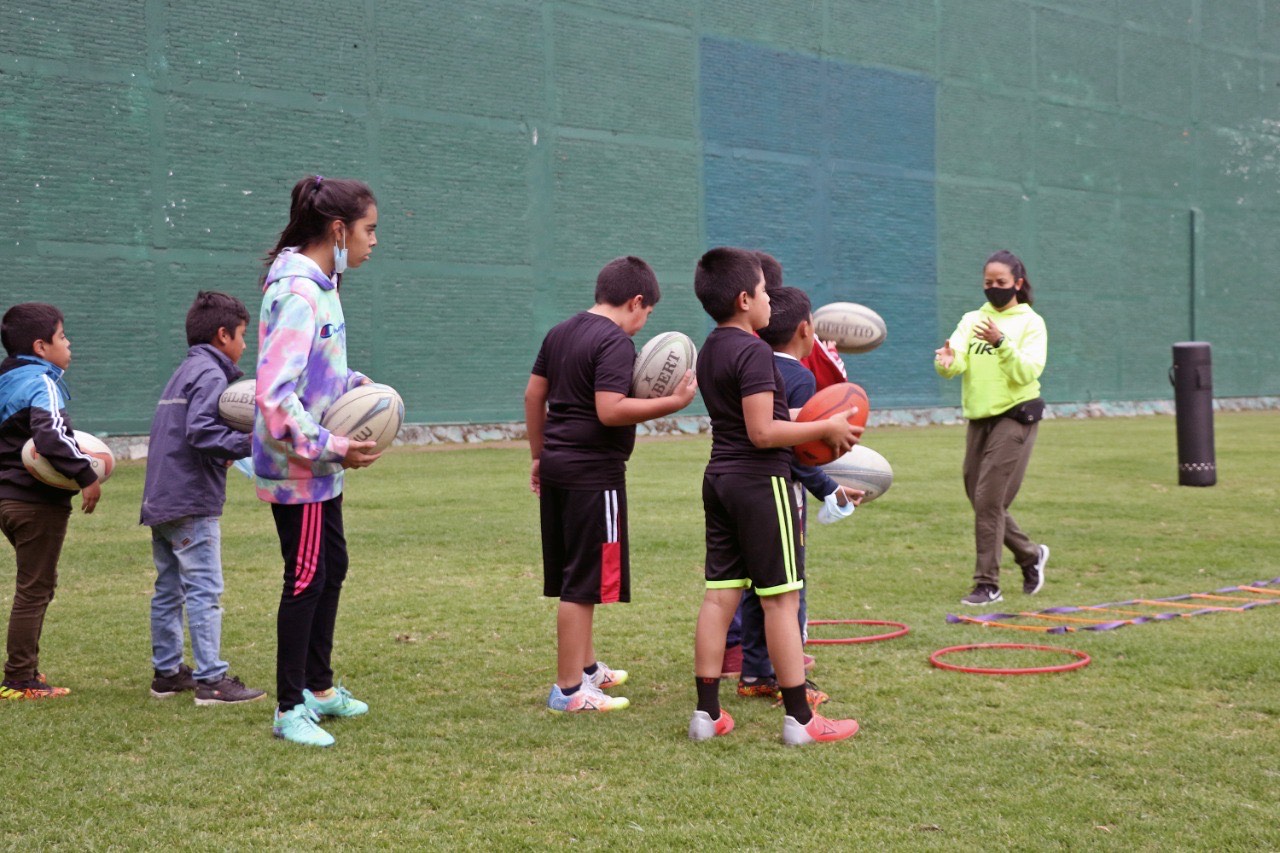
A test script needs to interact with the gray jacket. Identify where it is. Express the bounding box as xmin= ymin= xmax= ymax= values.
xmin=140 ymin=345 xmax=251 ymax=526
